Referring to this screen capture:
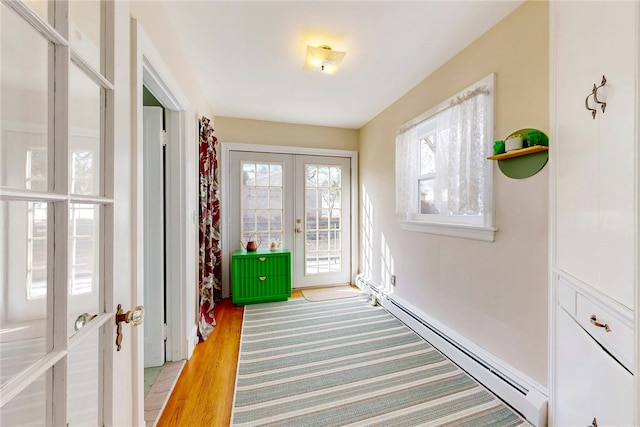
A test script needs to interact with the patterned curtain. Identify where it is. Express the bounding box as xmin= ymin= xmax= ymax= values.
xmin=198 ymin=116 xmax=222 ymax=341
